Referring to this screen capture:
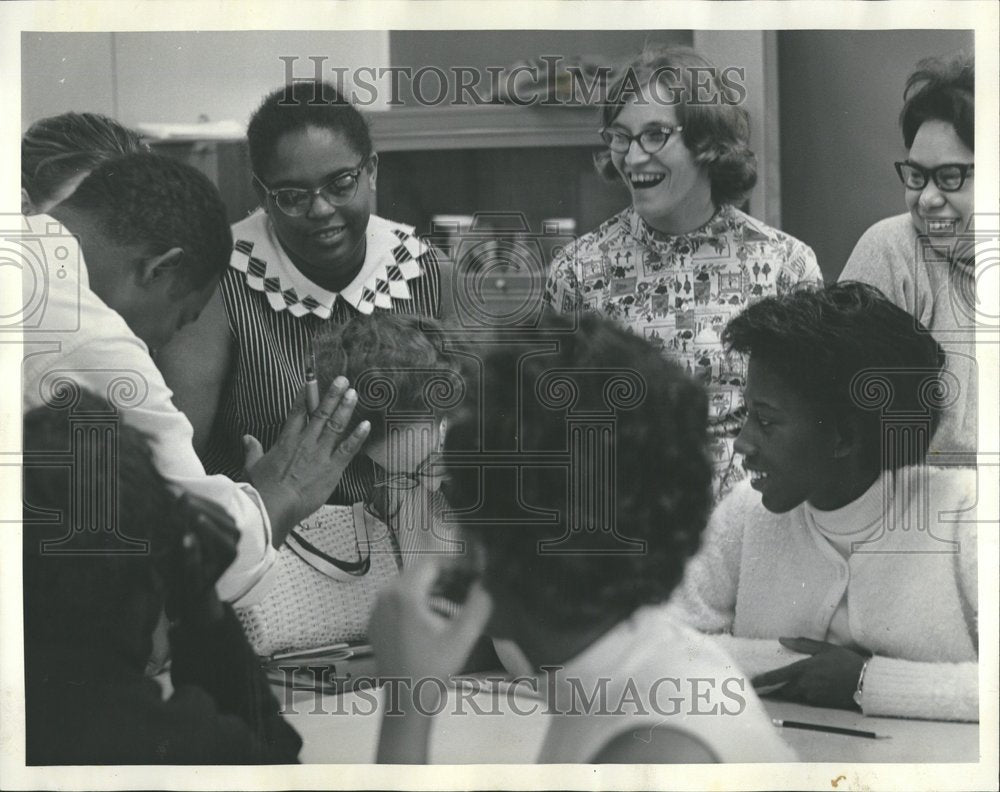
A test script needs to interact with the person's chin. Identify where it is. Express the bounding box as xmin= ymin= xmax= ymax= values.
xmin=759 ymin=486 xmax=801 ymax=515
